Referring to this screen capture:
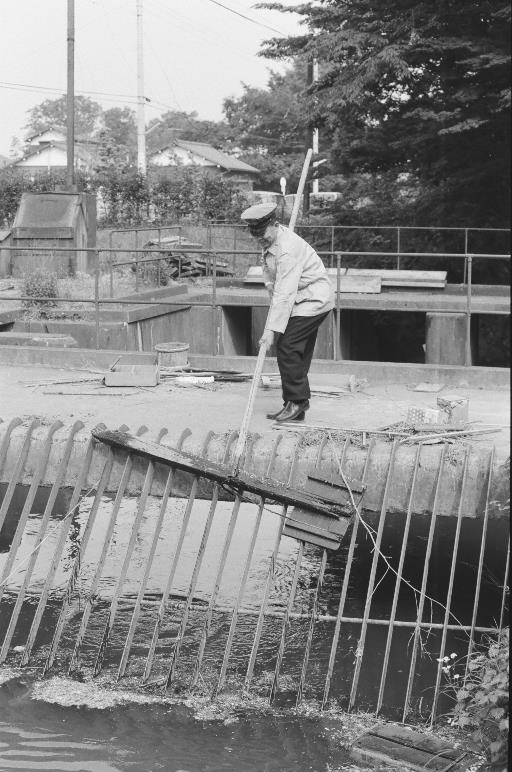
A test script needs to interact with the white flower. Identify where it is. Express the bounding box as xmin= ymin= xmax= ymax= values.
xmin=450 ymin=653 xmax=457 ymax=659
xmin=453 ymin=674 xmax=460 ymax=679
